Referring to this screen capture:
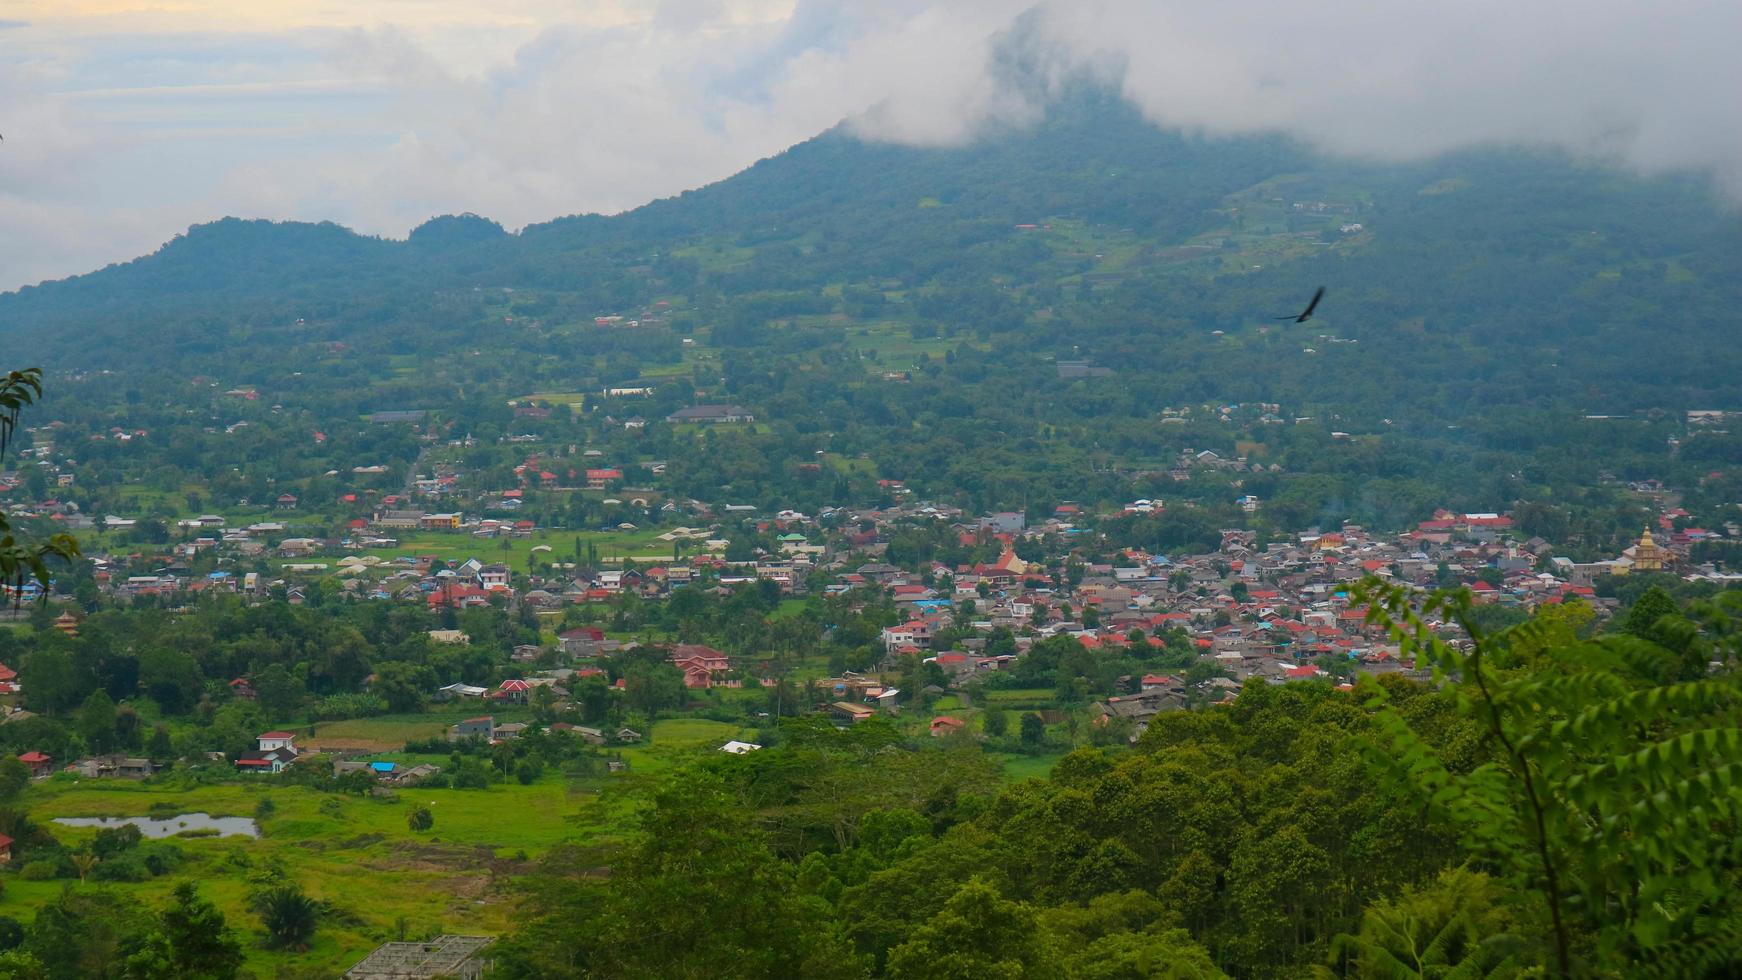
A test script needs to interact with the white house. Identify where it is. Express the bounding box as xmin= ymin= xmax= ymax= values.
xmin=257 ymin=731 xmax=296 ymax=753
xmin=236 ymin=731 xmax=299 ymax=774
